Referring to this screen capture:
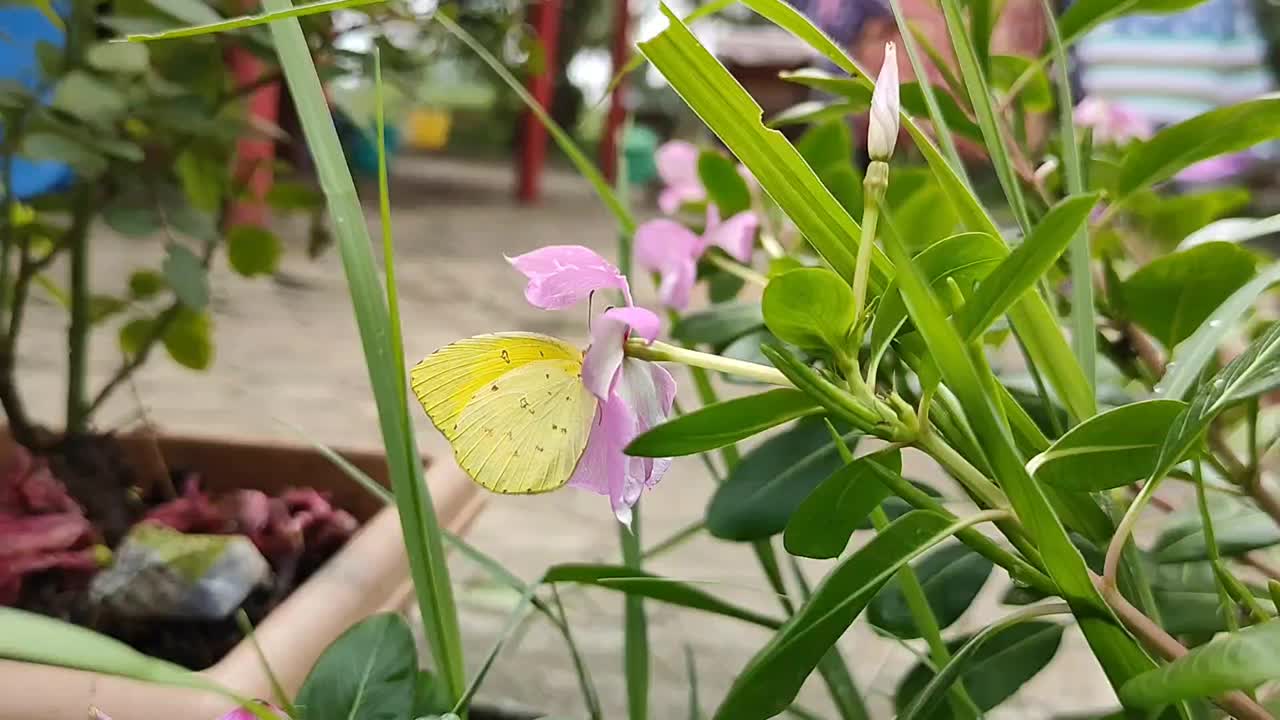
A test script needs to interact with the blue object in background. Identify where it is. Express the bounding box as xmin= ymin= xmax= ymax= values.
xmin=0 ymin=3 xmax=75 ymax=200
